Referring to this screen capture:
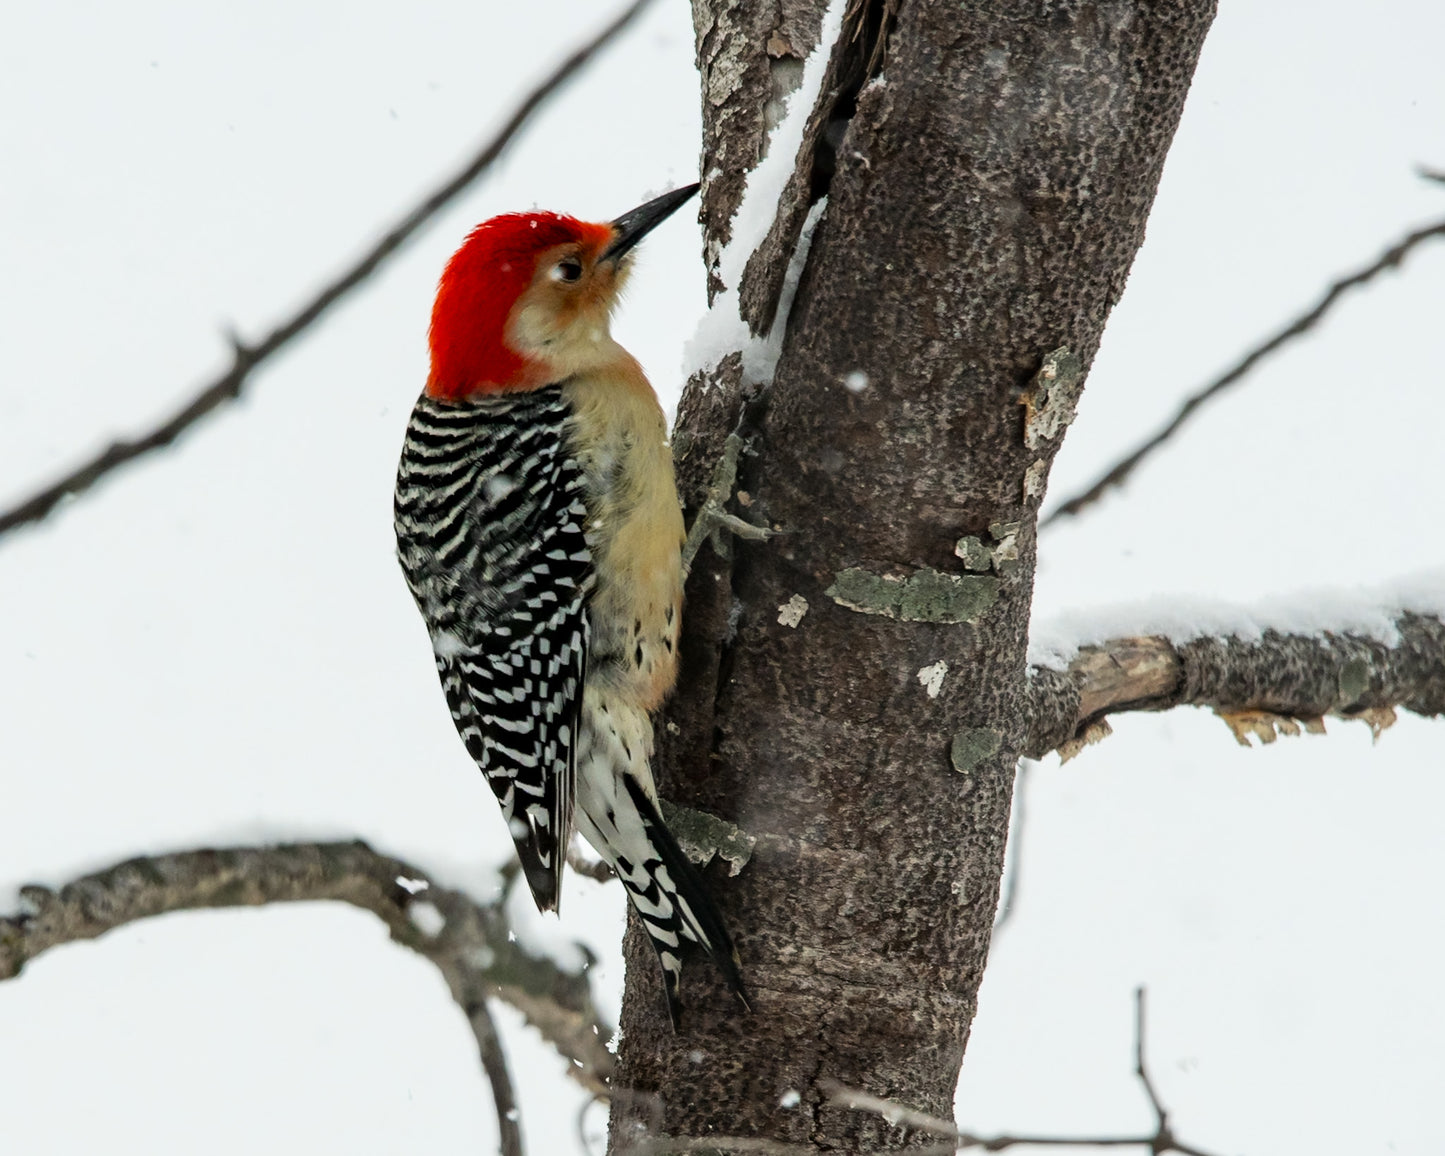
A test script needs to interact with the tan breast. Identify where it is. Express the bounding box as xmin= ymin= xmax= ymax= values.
xmin=563 ymin=362 xmax=685 ymax=710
